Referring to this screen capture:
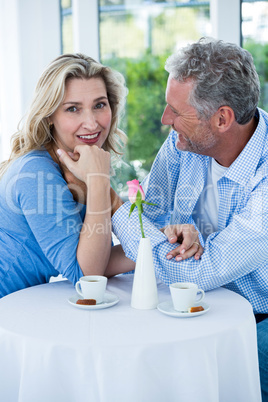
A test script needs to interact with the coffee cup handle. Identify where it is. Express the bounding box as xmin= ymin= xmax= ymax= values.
xmin=196 ymin=289 xmax=205 ymax=303
xmin=75 ymin=281 xmax=83 ymax=297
